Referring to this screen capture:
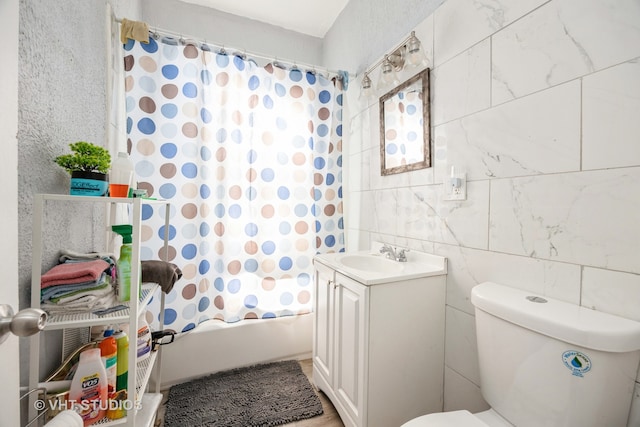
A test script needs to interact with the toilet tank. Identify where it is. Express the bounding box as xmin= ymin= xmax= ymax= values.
xmin=471 ymin=282 xmax=640 ymax=427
